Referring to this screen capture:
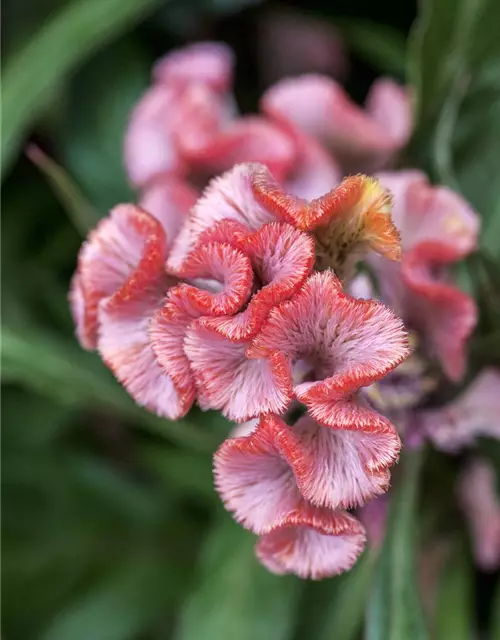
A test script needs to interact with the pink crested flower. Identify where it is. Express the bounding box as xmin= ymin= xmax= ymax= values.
xmin=138 ymin=43 xmax=476 ymax=394
xmin=167 ymin=163 xmax=283 ymax=270
xmin=345 ymin=172 xmax=482 ymax=464
xmin=261 ymin=74 xmax=412 ymax=174
xmin=124 ymin=40 xmax=346 ymax=215
xmin=422 ymin=368 xmax=500 ymax=452
xmin=255 ymin=505 xmax=365 ymax=580
xmin=247 ymin=272 xmax=409 ymax=421
xmin=376 ymin=171 xmax=480 ymax=381
xmin=214 ymin=414 xmax=367 ymax=579
xmin=69 ymin=204 xmax=187 ymax=418
xmin=124 ymin=41 xmax=300 ymax=194
xmin=182 ymin=167 xmax=408 ymax=423
xmin=70 ymin=160 xmax=410 ymax=579
xmin=252 ymin=164 xmax=401 ymax=279
xmin=124 ymin=42 xmax=234 ymax=187
xmin=69 ymin=204 xmax=172 ymax=352
xmin=215 ymin=407 xmax=400 ymax=520
xmin=67 ymin=37 xmax=500 ymax=582
xmin=152 ymin=41 xmax=234 ymax=92
xmin=123 ymin=40 xmax=413 ymax=211
xmin=458 ymin=459 xmax=500 ymax=571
